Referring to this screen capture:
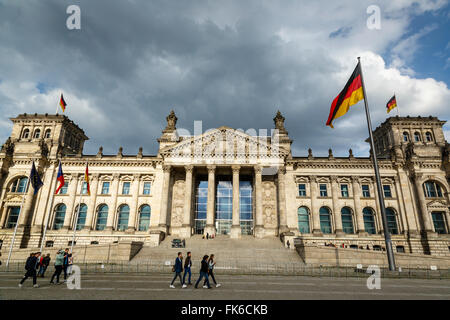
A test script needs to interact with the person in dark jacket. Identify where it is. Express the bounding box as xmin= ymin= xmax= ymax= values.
xmin=182 ymin=252 xmax=192 ymax=287
xmin=204 ymin=254 xmax=220 ymax=287
xmin=62 ymin=248 xmax=69 ymax=281
xmin=19 ymin=252 xmax=40 ymax=288
xmin=169 ymin=252 xmax=183 ymax=288
xmin=195 ymin=255 xmax=211 ymax=289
